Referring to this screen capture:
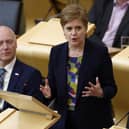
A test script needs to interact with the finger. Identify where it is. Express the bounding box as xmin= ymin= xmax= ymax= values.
xmin=88 ymin=81 xmax=95 ymax=87
xmin=82 ymin=88 xmax=92 ymax=94
xmin=84 ymin=86 xmax=94 ymax=92
xmin=82 ymin=91 xmax=91 ymax=97
xmin=40 ymin=85 xmax=44 ymax=91
xmin=96 ymin=77 xmax=100 ymax=85
xmin=45 ymin=78 xmax=49 ymax=87
xmin=84 ymin=86 xmax=90 ymax=90
xmin=40 ymin=87 xmax=43 ymax=92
